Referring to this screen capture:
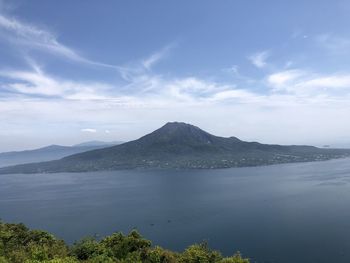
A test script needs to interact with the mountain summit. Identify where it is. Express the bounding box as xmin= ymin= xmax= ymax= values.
xmin=135 ymin=122 xmax=223 ymax=148
xmin=1 ymin=122 xmax=349 ymax=174
xmin=151 ymin=122 xmax=215 ymax=141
